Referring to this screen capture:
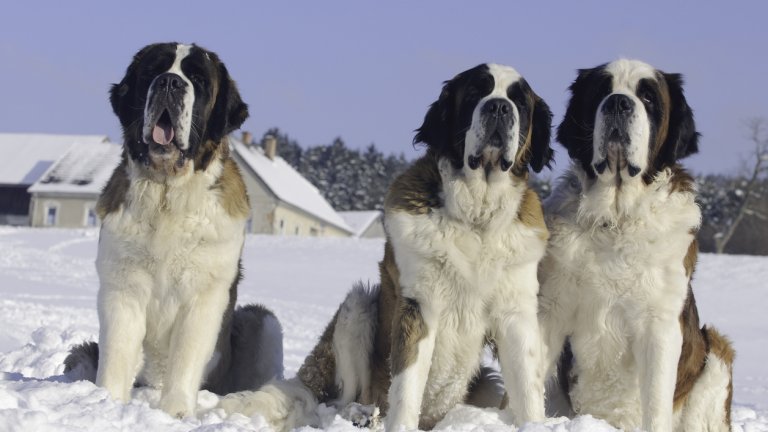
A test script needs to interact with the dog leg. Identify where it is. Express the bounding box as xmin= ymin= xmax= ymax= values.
xmin=159 ymin=285 xmax=230 ymax=418
xmin=95 ymin=287 xmax=148 ymax=402
xmin=493 ymin=264 xmax=545 ymax=426
xmin=537 ymin=271 xmax=579 ymax=417
xmin=538 ymin=273 xmax=577 ymax=381
xmin=495 ymin=303 xmax=545 ymax=425
xmin=385 ymin=297 xmax=437 ymax=431
xmin=634 ymin=318 xmax=683 ymax=432
xmin=332 ymin=282 xmax=378 ymax=406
